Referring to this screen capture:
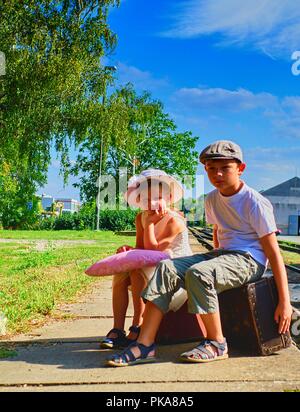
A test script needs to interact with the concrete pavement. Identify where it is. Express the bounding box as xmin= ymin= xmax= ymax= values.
xmin=1 ymin=234 xmax=300 ymax=392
